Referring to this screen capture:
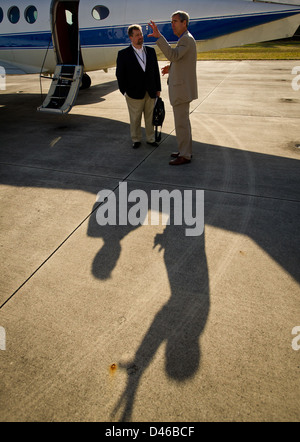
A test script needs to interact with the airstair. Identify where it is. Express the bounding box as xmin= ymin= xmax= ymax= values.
xmin=38 ymin=64 xmax=83 ymax=114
